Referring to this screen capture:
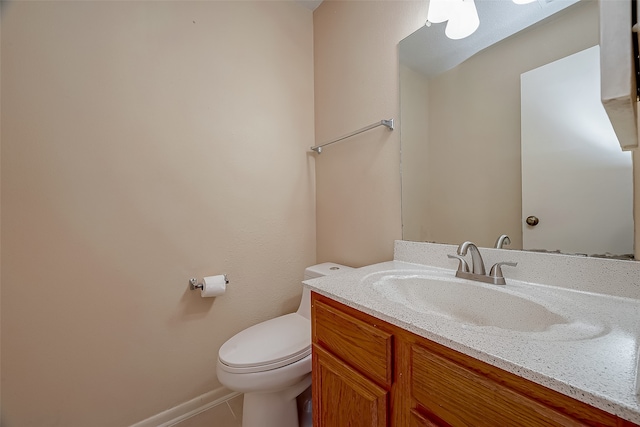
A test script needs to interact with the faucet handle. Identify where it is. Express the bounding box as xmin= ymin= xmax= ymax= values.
xmin=489 ymin=262 xmax=517 ymax=279
xmin=448 ymin=254 xmax=470 ymax=273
